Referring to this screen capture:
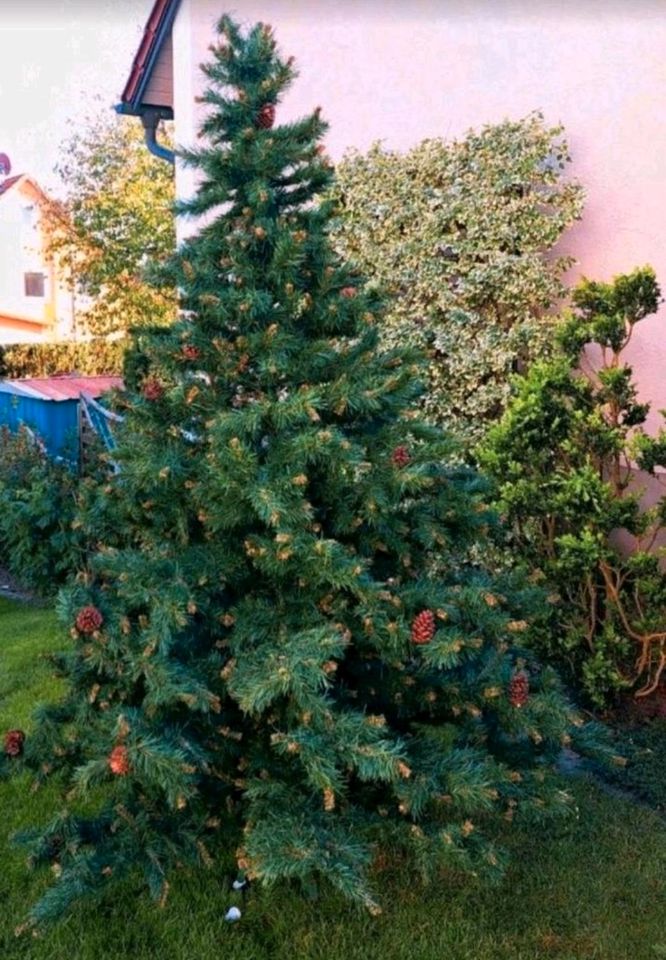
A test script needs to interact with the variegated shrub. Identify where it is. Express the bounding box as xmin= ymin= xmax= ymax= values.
xmin=331 ymin=114 xmax=583 ymax=448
